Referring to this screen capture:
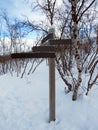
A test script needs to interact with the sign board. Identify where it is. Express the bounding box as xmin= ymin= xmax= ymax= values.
xmin=11 ymin=52 xmax=55 ymax=58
